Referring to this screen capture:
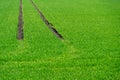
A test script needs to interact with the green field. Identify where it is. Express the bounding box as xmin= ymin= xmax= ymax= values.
xmin=0 ymin=0 xmax=120 ymax=80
